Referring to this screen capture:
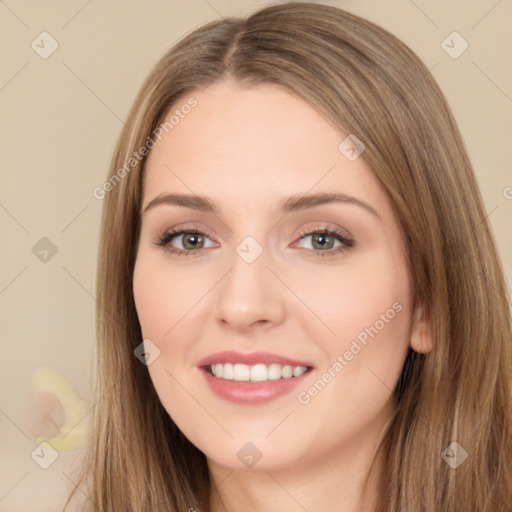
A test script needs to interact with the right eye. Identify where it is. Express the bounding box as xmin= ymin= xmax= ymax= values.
xmin=154 ymin=228 xmax=216 ymax=257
